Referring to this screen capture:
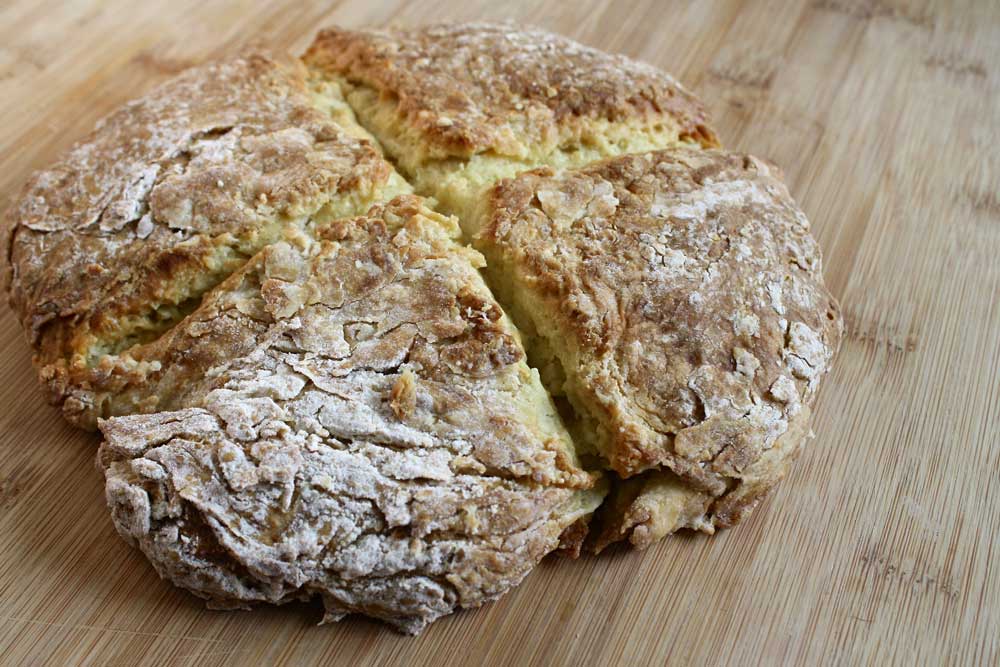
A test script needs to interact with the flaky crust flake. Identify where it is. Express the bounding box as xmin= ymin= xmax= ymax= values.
xmin=478 ymin=148 xmax=843 ymax=542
